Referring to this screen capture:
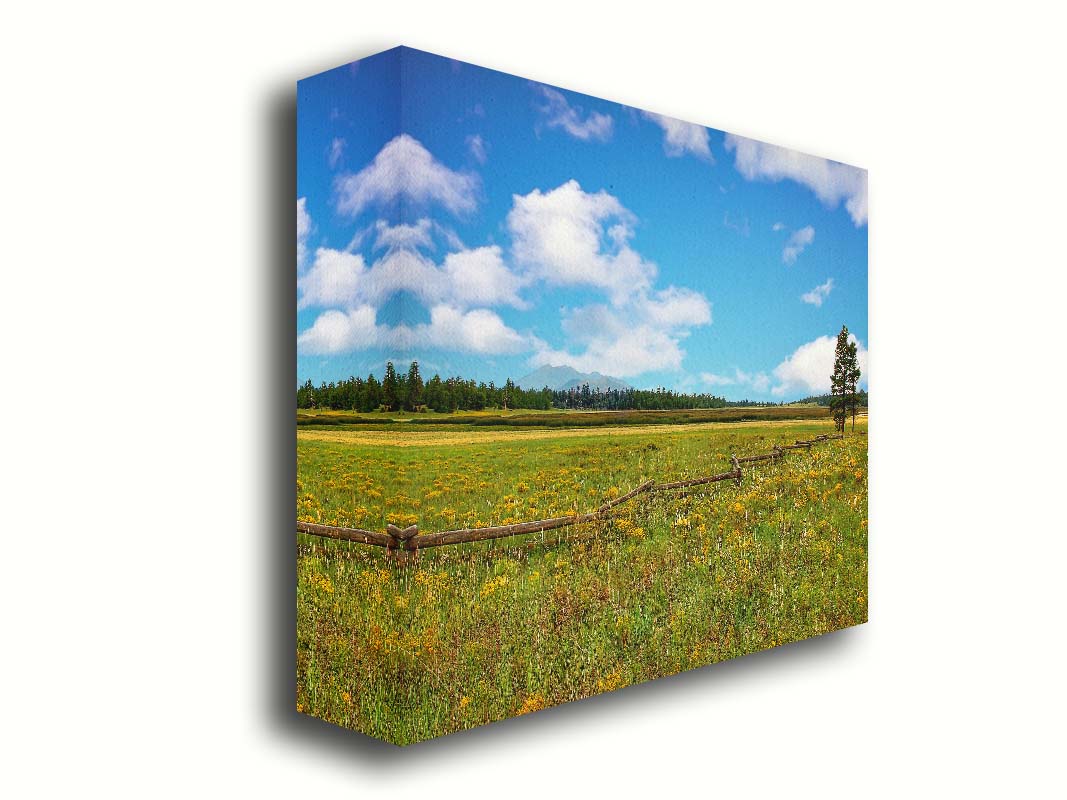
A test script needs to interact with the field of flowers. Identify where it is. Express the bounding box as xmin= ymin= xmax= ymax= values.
xmin=296 ymin=417 xmax=868 ymax=744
